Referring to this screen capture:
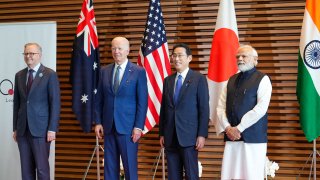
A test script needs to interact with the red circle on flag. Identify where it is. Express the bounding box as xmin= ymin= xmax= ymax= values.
xmin=208 ymin=28 xmax=239 ymax=82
